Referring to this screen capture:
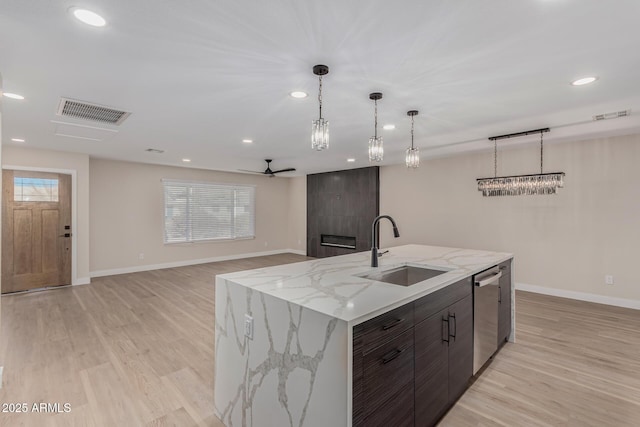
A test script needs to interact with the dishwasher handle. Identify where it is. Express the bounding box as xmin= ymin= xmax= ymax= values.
xmin=474 ymin=270 xmax=502 ymax=287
